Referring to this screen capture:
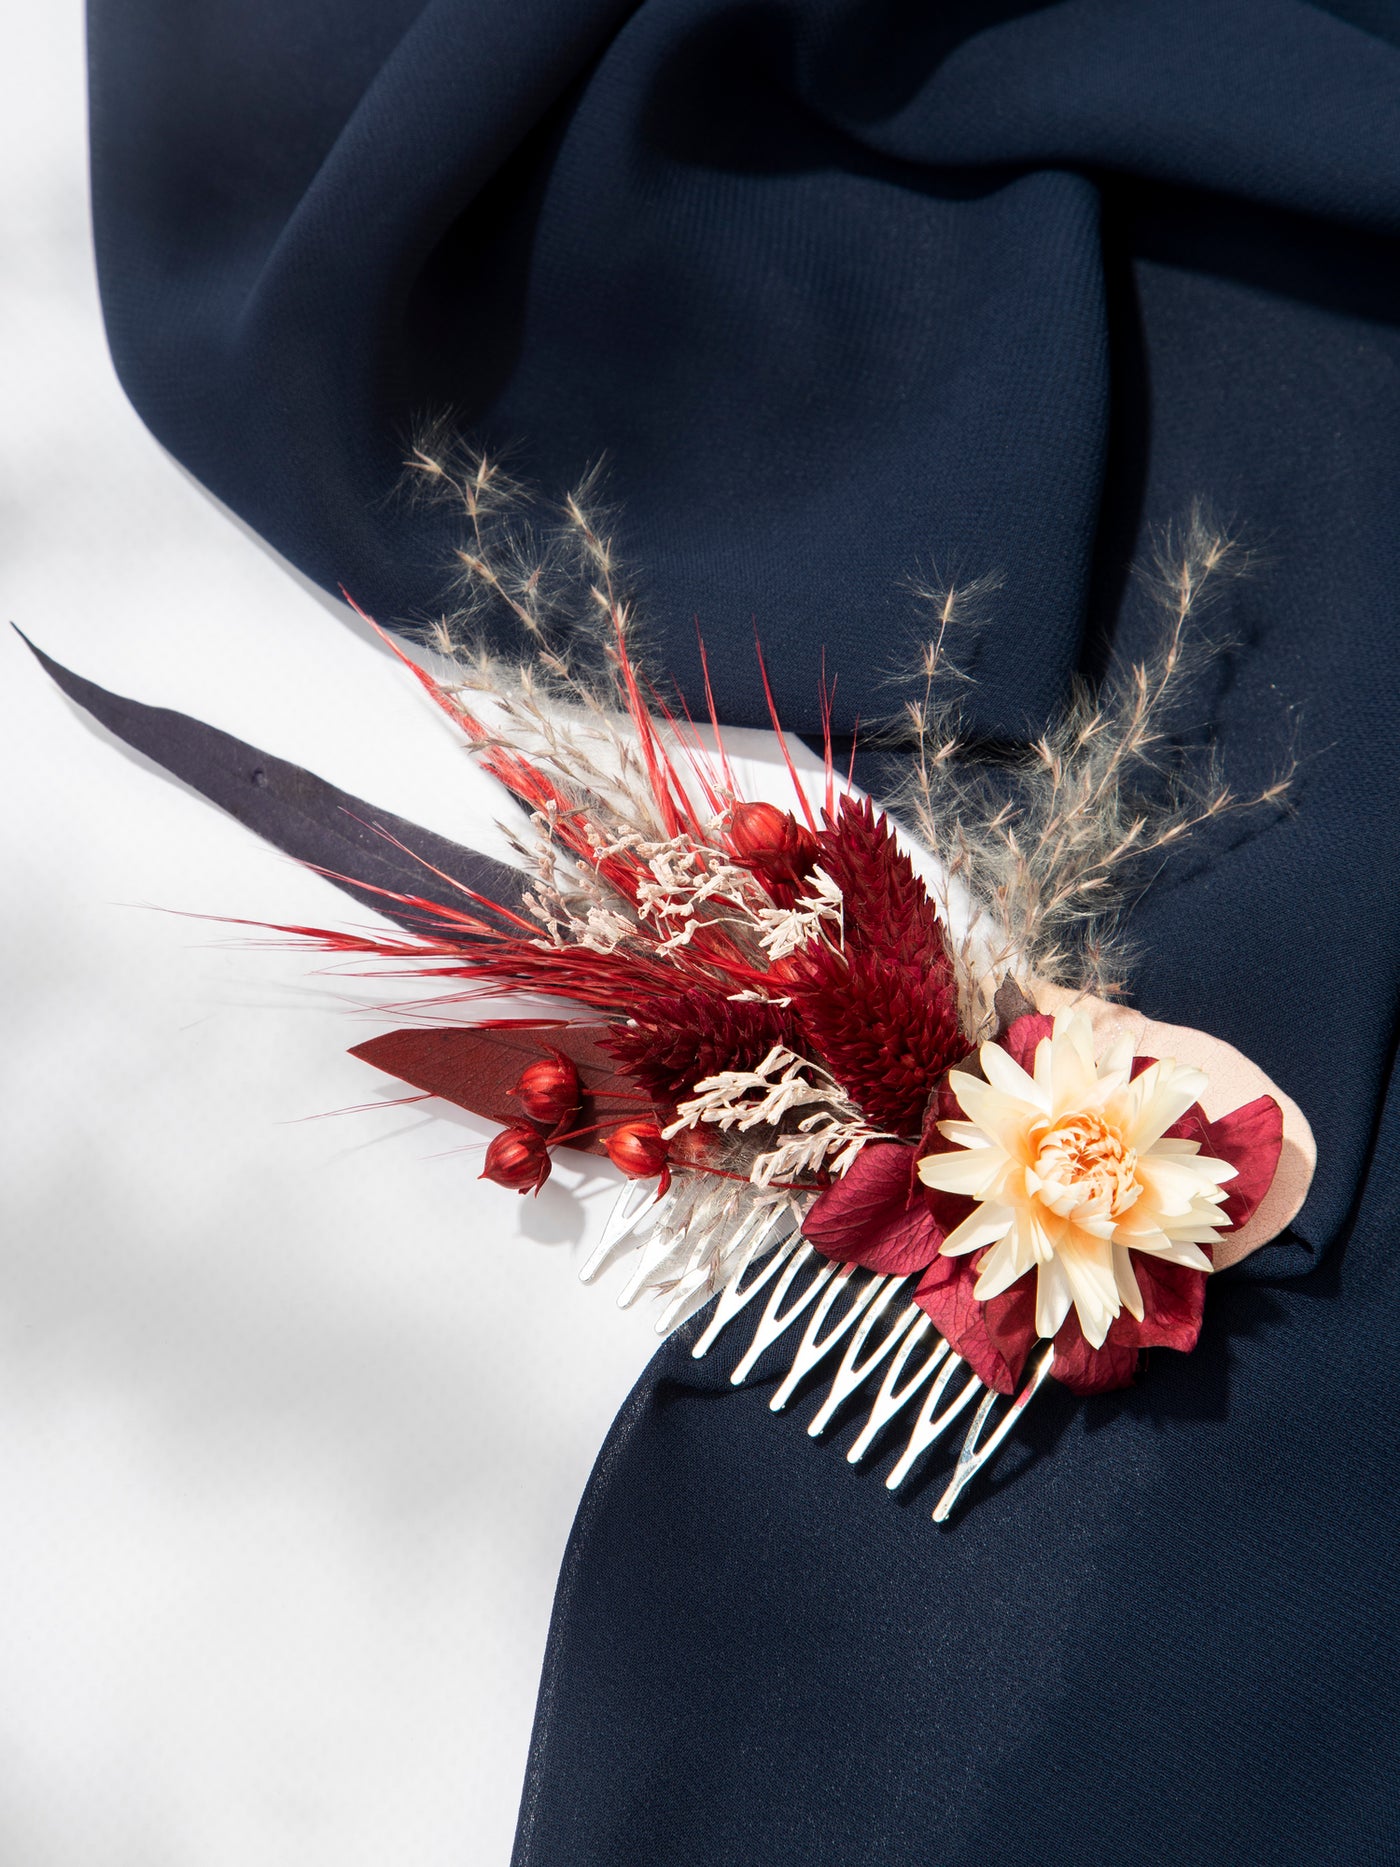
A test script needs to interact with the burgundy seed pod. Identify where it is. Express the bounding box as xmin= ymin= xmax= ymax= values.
xmin=604 ymin=1120 xmax=671 ymax=1191
xmin=514 ymin=1053 xmax=581 ymax=1130
xmin=726 ymin=801 xmax=820 ymax=885
xmin=481 ymin=1122 xmax=552 ymax=1195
